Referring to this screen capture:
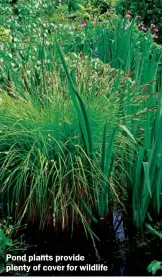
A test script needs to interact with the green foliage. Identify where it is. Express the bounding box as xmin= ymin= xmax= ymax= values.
xmin=0 ymin=218 xmax=27 ymax=275
xmin=91 ymin=0 xmax=110 ymax=14
xmin=68 ymin=0 xmax=78 ymax=12
xmin=0 ymin=0 xmax=162 ymax=243
xmin=48 ymin=5 xmax=69 ymax=23
xmin=0 ymin=227 xmax=12 ymax=273
xmin=147 ymin=261 xmax=162 ymax=275
xmin=116 ymin=0 xmax=162 ymax=43
xmin=147 ymin=226 xmax=162 ymax=275
xmin=0 ymin=49 xmax=134 ymax=229
xmin=0 ymin=26 xmax=11 ymax=43
xmin=146 ymin=224 xmax=162 ymax=239
xmin=57 ymin=43 xmax=93 ymax=158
